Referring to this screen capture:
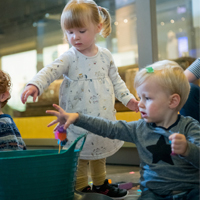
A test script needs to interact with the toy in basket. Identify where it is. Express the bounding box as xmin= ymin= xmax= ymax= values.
xmin=54 ymin=125 xmax=68 ymax=153
xmin=0 ymin=134 xmax=86 ymax=200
